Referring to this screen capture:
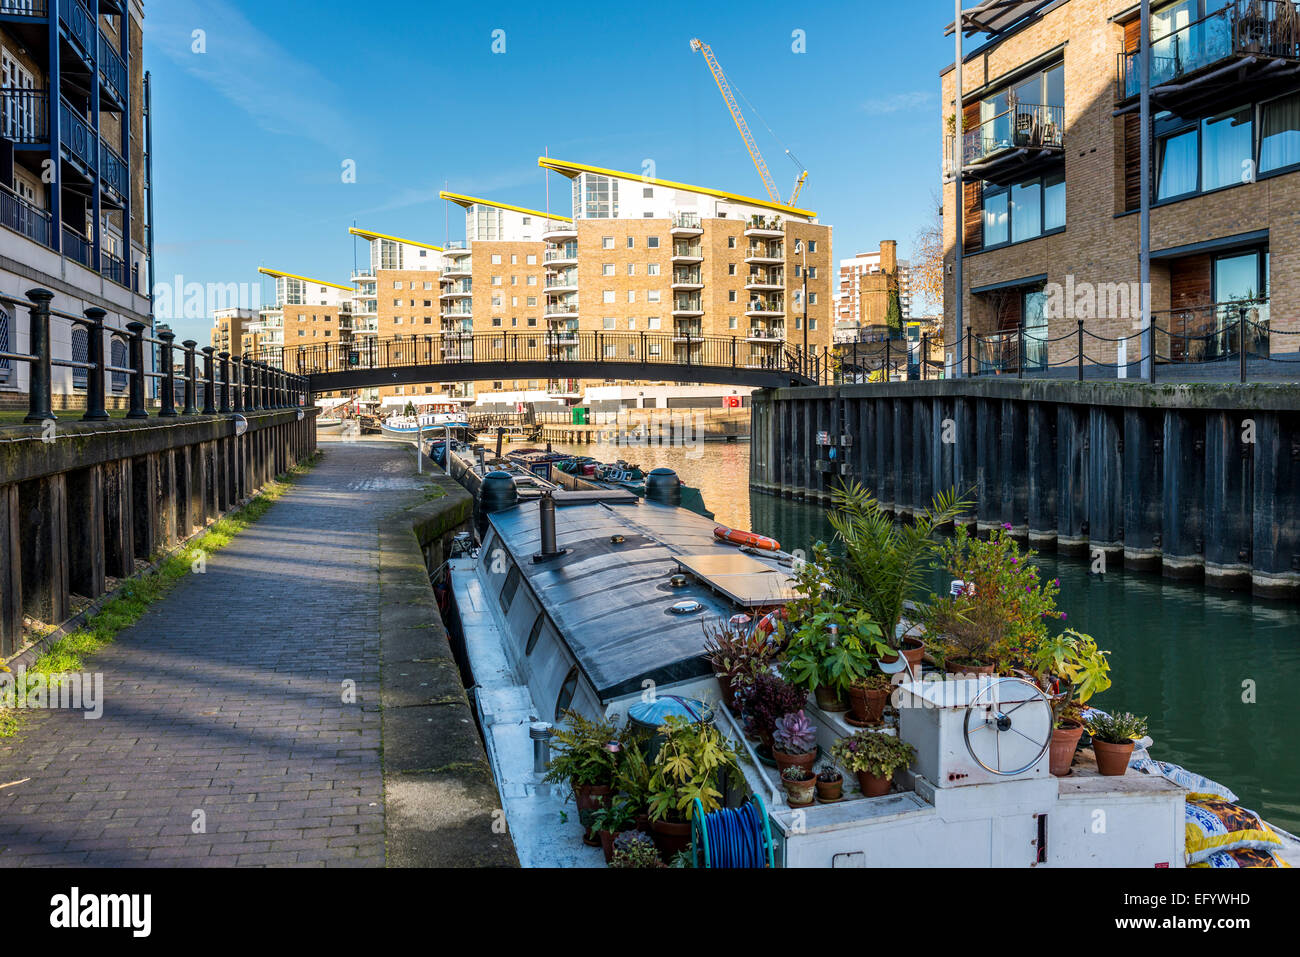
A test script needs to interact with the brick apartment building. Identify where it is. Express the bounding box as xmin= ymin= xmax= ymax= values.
xmin=250 ymin=268 xmax=354 ymax=376
xmin=210 ymin=307 xmax=257 ymax=356
xmin=0 ymin=0 xmax=153 ymax=411
xmin=835 ymin=240 xmax=913 ymax=339
xmin=942 ymin=0 xmax=1300 ymax=373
